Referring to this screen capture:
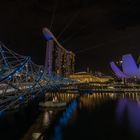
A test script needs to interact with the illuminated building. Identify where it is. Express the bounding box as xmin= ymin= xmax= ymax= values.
xmin=43 ymin=27 xmax=75 ymax=76
xmin=69 ymin=72 xmax=113 ymax=83
xmin=110 ymin=54 xmax=140 ymax=79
